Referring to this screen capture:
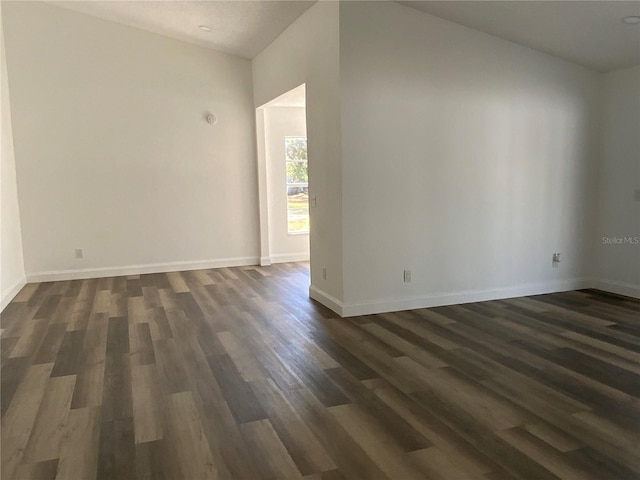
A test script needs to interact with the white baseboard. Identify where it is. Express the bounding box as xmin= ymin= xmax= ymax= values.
xmin=309 ymin=285 xmax=344 ymax=316
xmin=591 ymin=278 xmax=640 ymax=299
xmin=14 ymin=265 xmax=639 ymax=320
xmin=271 ymin=252 xmax=310 ymax=264
xmin=339 ymin=278 xmax=592 ymax=317
xmin=260 ymin=256 xmax=272 ymax=267
xmin=26 ymin=256 xmax=260 ymax=283
xmin=1 ymin=276 xmax=27 ymax=312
